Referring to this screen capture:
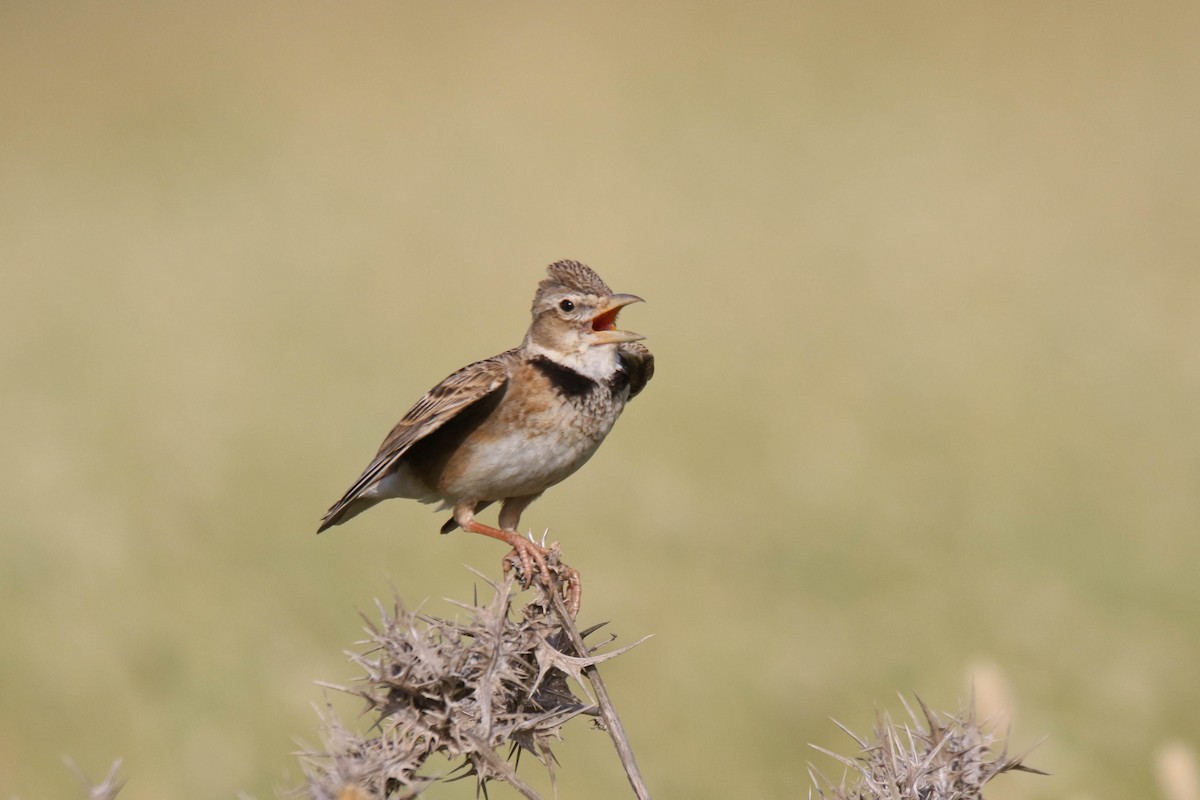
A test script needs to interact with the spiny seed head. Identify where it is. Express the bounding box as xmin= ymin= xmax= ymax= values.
xmin=298 ymin=563 xmax=641 ymax=799
xmin=808 ymin=695 xmax=1045 ymax=800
